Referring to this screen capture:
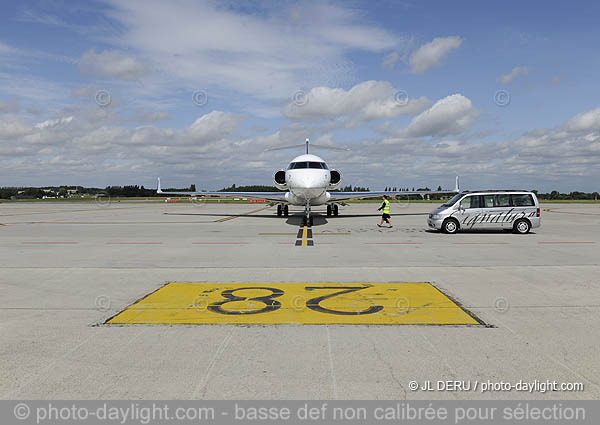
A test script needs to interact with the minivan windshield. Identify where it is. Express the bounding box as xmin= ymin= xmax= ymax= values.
xmin=441 ymin=193 xmax=463 ymax=207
